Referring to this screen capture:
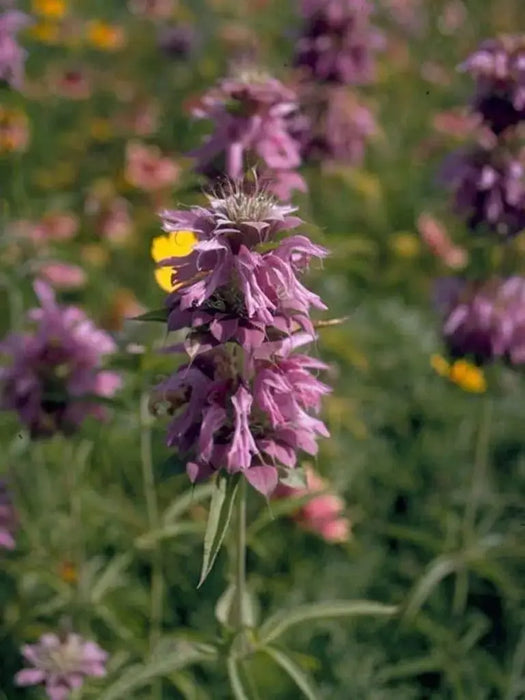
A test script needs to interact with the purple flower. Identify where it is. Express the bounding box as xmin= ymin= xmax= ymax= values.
xmin=151 ymin=344 xmax=330 ymax=495
xmin=190 ymin=69 xmax=306 ymax=199
xmin=0 ymin=480 xmax=17 ymax=550
xmin=0 ymin=10 xmax=31 ymax=89
xmin=159 ymin=183 xmax=327 ymax=354
xmin=460 ymin=35 xmax=525 ymax=134
xmin=295 ymin=0 xmax=384 ymax=85
xmin=15 ymin=632 xmax=108 ymax=700
xmin=442 ymin=144 xmax=525 ymax=238
xmin=0 ymin=282 xmax=121 ymax=437
xmin=436 ymin=276 xmax=525 ymax=365
xmin=292 ymin=85 xmax=376 ymax=165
